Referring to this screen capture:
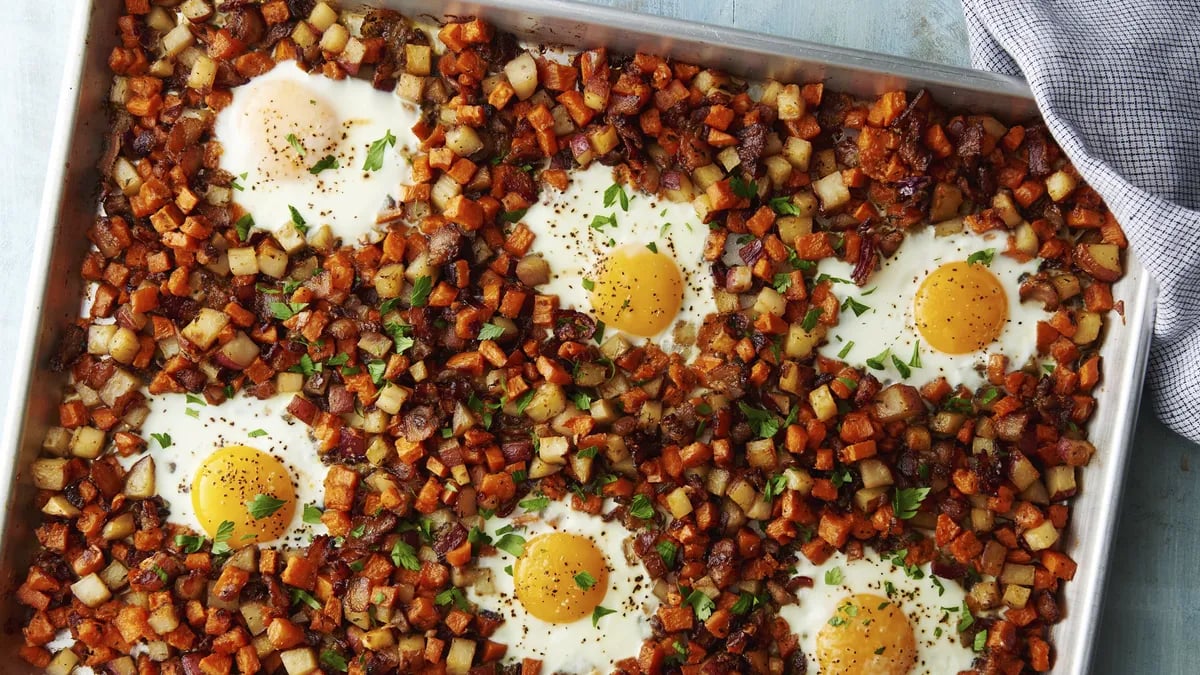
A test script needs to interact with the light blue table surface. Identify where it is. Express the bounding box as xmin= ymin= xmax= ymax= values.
xmin=2 ymin=1 xmax=1196 ymax=673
